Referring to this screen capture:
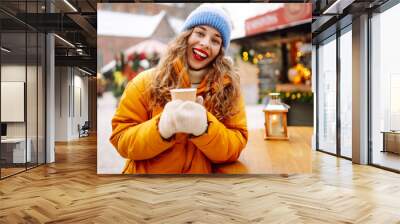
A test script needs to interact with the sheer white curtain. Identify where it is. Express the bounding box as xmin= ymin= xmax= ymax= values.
xmin=340 ymin=29 xmax=352 ymax=158
xmin=318 ymin=37 xmax=337 ymax=154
